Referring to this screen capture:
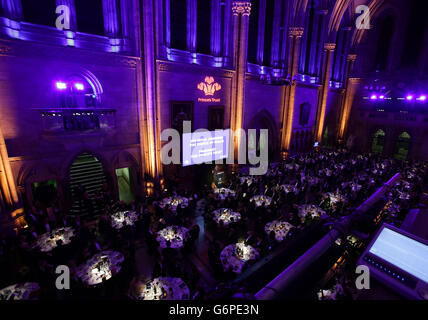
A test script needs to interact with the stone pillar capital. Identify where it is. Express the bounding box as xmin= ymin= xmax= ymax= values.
xmin=232 ymin=1 xmax=251 ymax=16
xmin=289 ymin=27 xmax=304 ymax=37
xmin=347 ymin=54 xmax=357 ymax=61
xmin=324 ymin=43 xmax=336 ymax=51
